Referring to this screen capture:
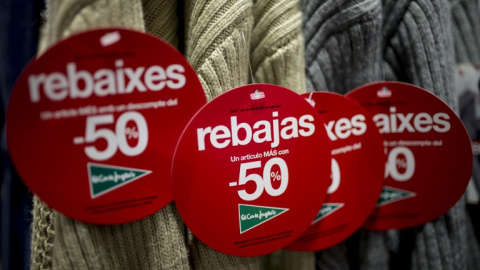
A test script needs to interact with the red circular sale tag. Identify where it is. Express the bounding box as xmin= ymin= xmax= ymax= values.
xmin=347 ymin=82 xmax=472 ymax=230
xmin=287 ymin=92 xmax=385 ymax=251
xmin=7 ymin=28 xmax=206 ymax=224
xmin=172 ymin=84 xmax=331 ymax=256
